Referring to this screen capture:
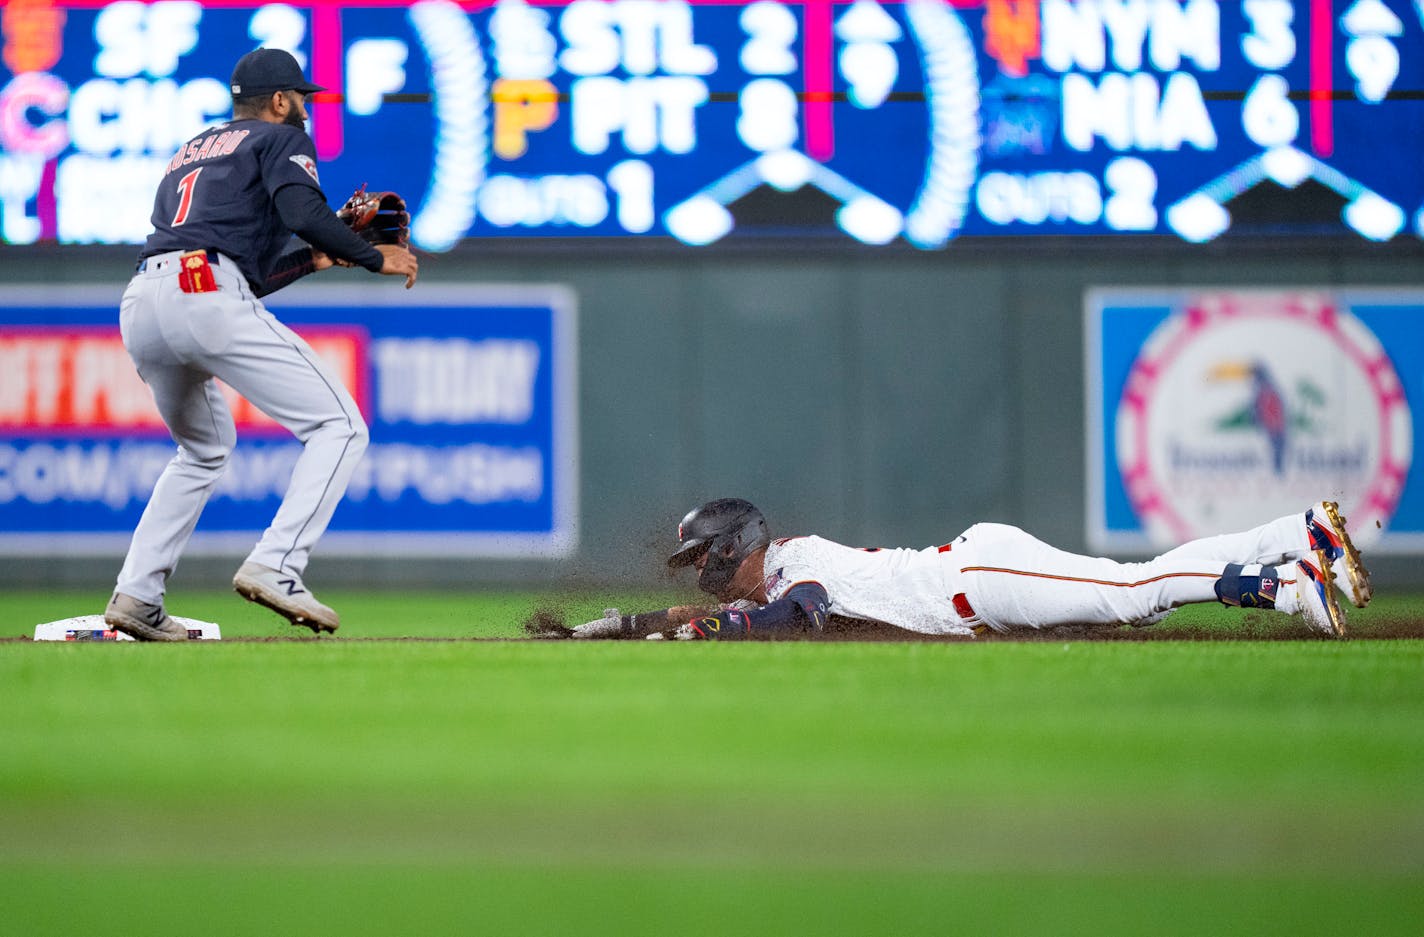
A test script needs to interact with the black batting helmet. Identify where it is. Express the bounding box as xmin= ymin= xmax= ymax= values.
xmin=667 ymin=498 xmax=771 ymax=597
